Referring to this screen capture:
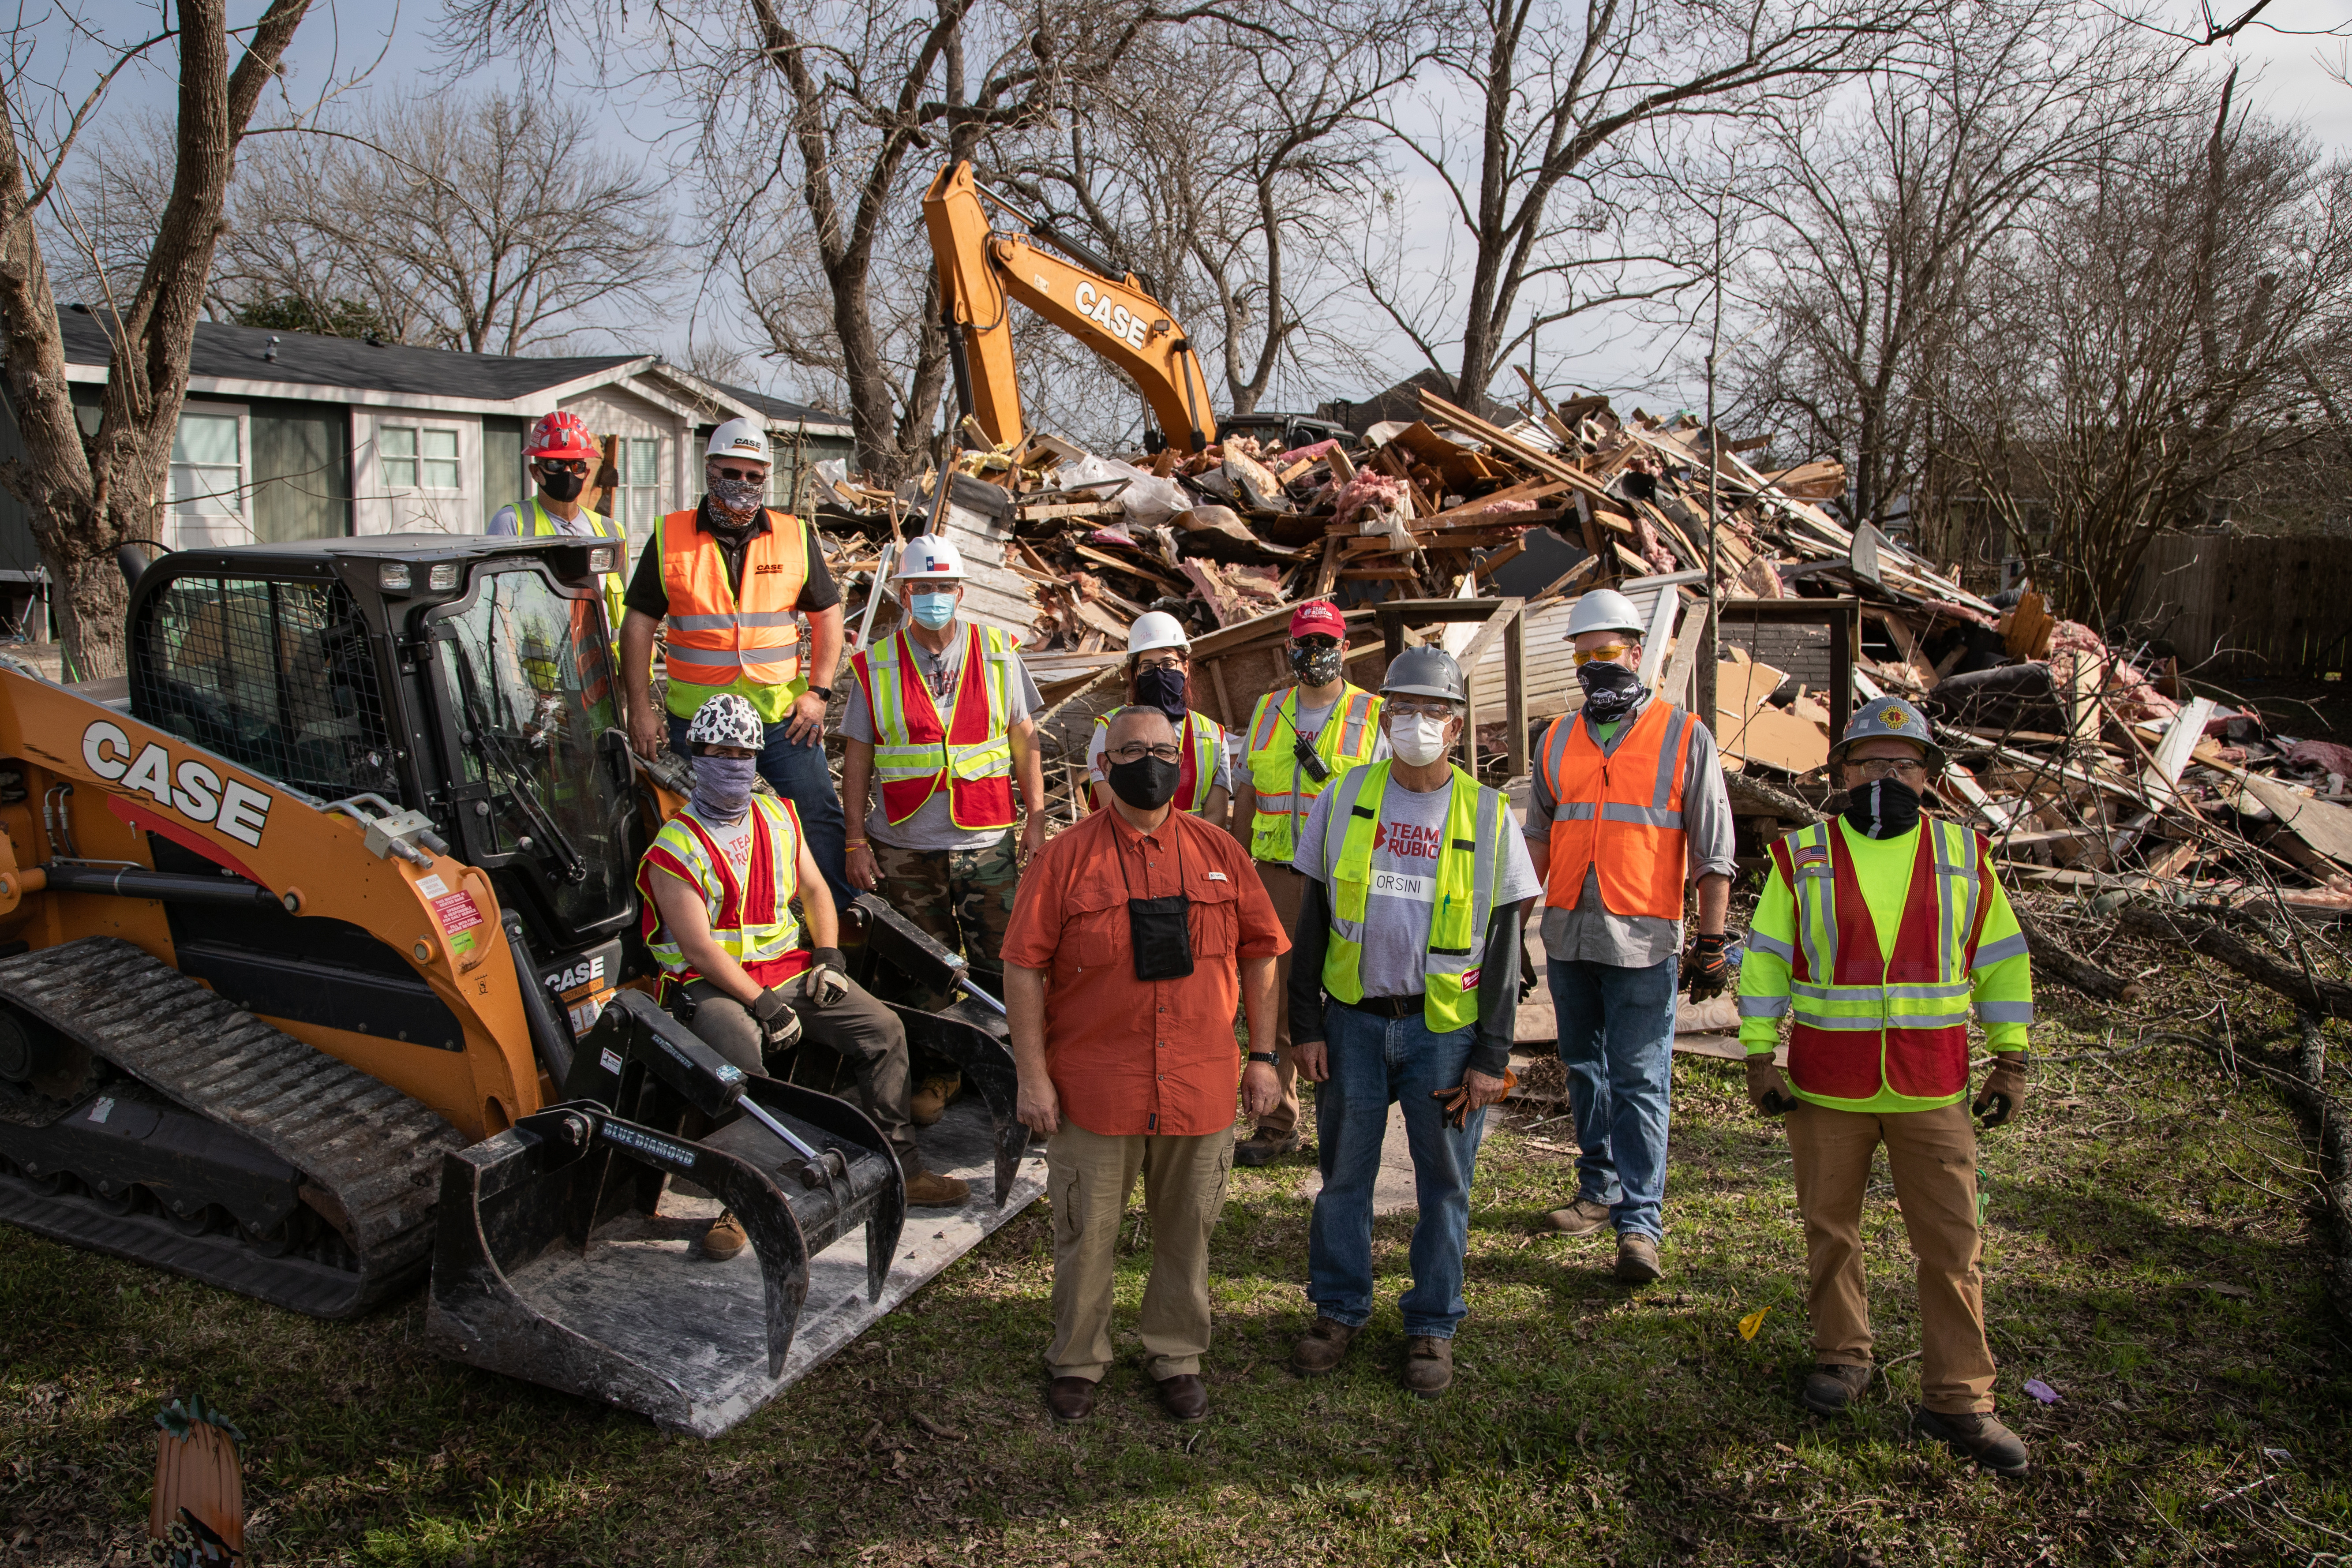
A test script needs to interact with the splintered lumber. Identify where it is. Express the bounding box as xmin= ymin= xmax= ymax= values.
xmin=2142 ymin=697 xmax=2219 ymax=808
xmin=1418 ymin=389 xmax=1612 ymax=501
